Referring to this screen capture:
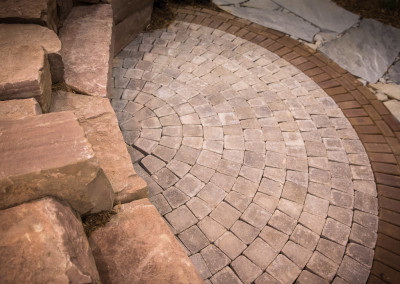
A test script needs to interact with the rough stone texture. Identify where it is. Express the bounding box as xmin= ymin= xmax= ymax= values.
xmin=321 ymin=19 xmax=400 ymax=83
xmin=0 ymin=111 xmax=114 ymax=214
xmin=0 ymin=98 xmax=41 ymax=119
xmin=0 ymin=24 xmax=64 ymax=82
xmin=0 ymin=198 xmax=101 ymax=283
xmin=383 ymin=100 xmax=400 ymax=122
xmin=109 ymin=0 xmax=154 ymax=55
xmin=89 ymin=199 xmax=204 ymax=284
xmin=0 ymin=45 xmax=52 ymax=112
xmin=219 ymin=5 xmax=319 ymax=42
xmin=60 ymin=5 xmax=114 ymax=97
xmin=388 ymin=60 xmax=400 ymax=84
xmin=274 ymin=0 xmax=359 ymax=34
xmin=0 ymin=0 xmax=58 ymax=32
xmin=370 ymin=83 xmax=400 ymax=100
xmin=51 ymin=91 xmax=147 ymax=204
